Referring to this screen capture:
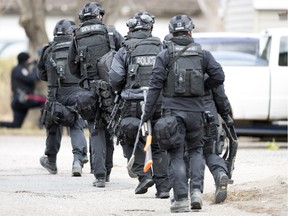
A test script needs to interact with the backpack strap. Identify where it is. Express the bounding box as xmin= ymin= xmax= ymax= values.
xmin=106 ymin=25 xmax=116 ymax=50
xmin=168 ymin=42 xmax=194 ymax=68
xmin=124 ymin=38 xmax=148 ymax=69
